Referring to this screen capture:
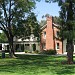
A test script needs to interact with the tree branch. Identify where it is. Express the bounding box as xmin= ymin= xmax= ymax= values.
xmin=1 ymin=1 xmax=8 ymax=24
xmin=9 ymin=0 xmax=12 ymax=25
xmin=0 ymin=25 xmax=10 ymax=40
xmin=0 ymin=21 xmax=7 ymax=31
